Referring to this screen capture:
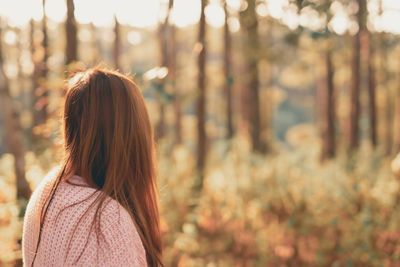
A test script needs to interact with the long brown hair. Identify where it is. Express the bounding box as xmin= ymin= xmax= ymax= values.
xmin=35 ymin=68 xmax=163 ymax=266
